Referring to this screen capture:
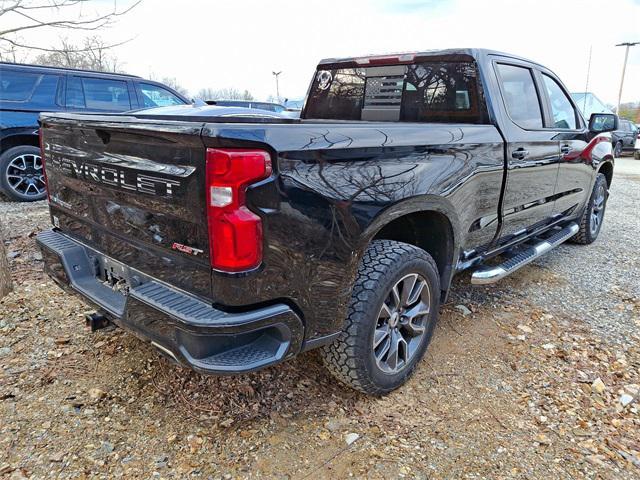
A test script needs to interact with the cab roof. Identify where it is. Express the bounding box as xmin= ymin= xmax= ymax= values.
xmin=317 ymin=48 xmax=543 ymax=69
